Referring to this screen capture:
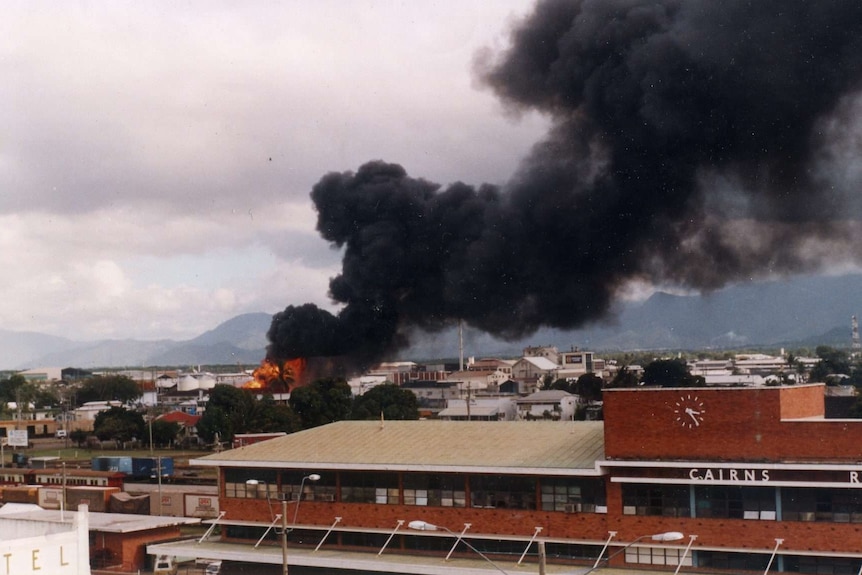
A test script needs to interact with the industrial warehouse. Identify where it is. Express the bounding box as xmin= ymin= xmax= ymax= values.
xmin=143 ymin=383 xmax=862 ymax=574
